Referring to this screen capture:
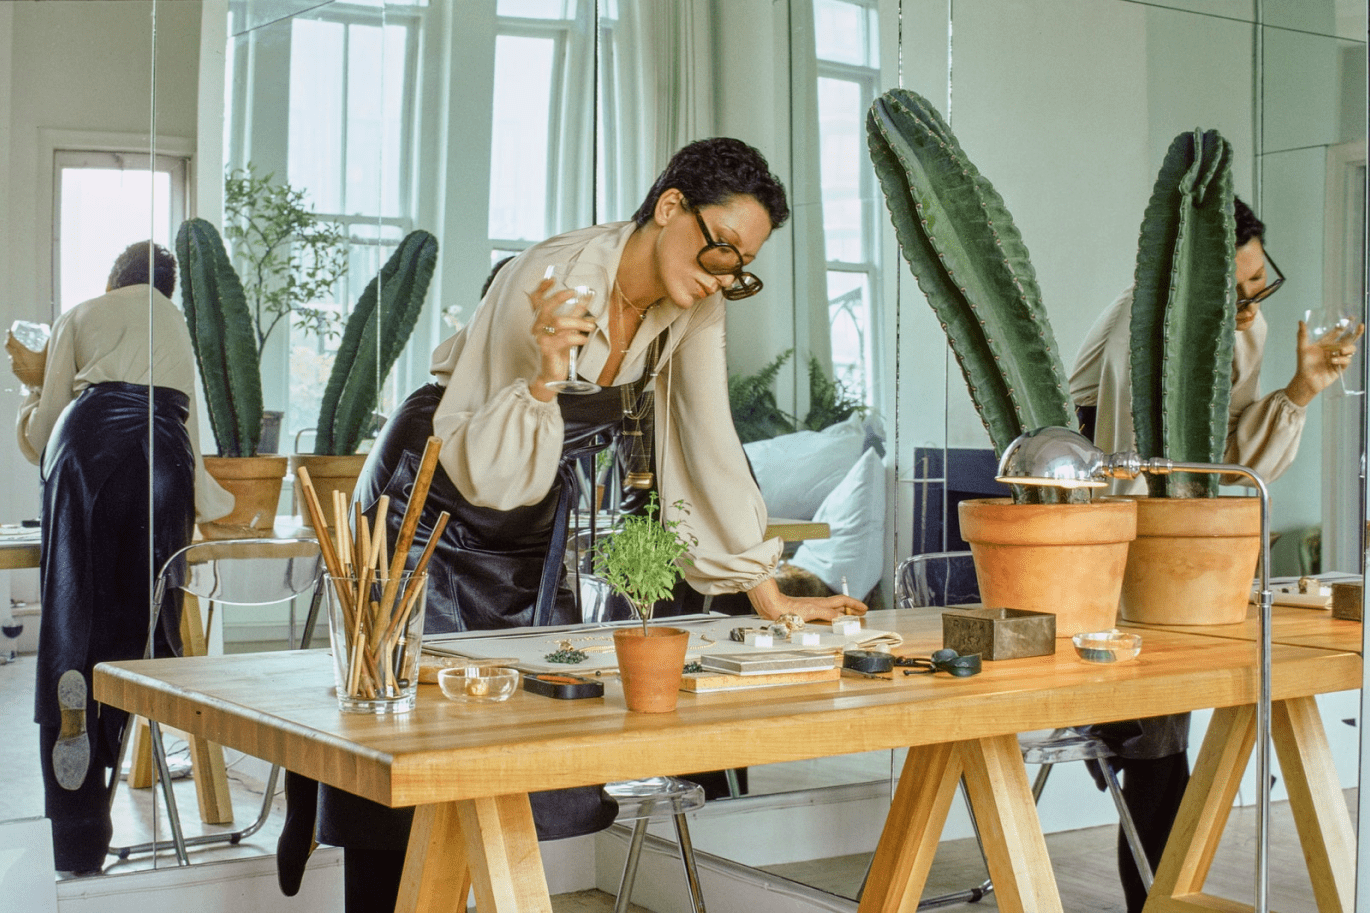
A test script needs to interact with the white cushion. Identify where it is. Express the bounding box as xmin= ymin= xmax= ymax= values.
xmin=789 ymin=447 xmax=887 ymax=598
xmin=743 ymin=414 xmax=865 ymax=520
